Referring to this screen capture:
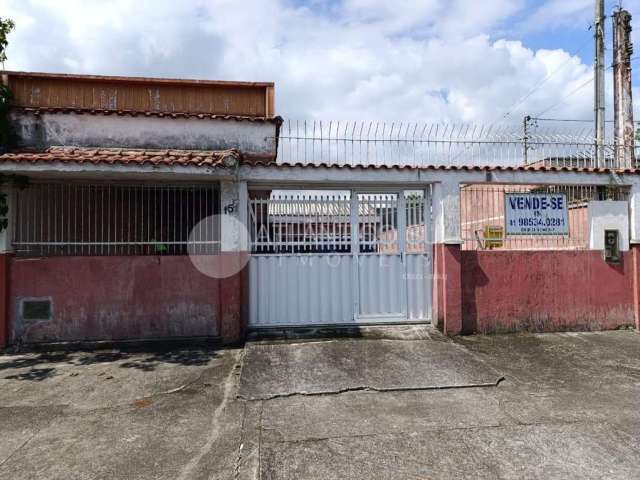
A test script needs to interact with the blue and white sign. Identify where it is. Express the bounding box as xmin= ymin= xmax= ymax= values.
xmin=505 ymin=193 xmax=568 ymax=235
